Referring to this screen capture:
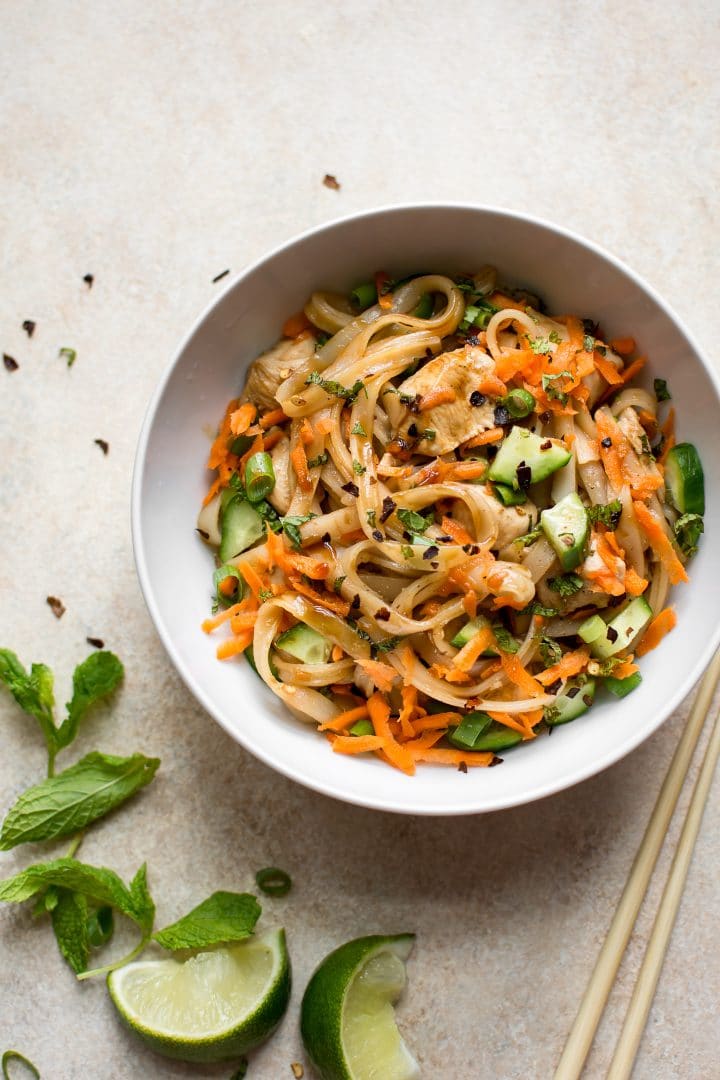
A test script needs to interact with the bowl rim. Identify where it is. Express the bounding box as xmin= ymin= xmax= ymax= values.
xmin=131 ymin=200 xmax=720 ymax=815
